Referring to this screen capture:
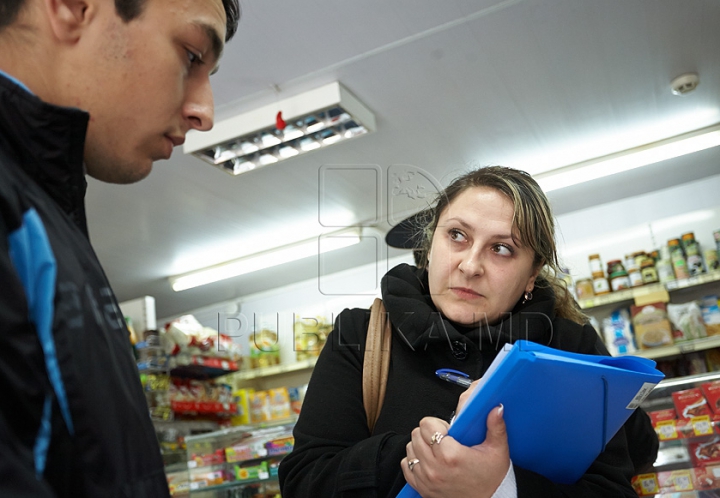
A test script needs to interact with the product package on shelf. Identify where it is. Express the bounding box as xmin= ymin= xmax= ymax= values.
xmin=601 ymin=308 xmax=637 ymax=355
xmin=164 ymin=314 xmax=243 ymax=367
xmin=631 ymin=302 xmax=674 ymax=350
xmin=249 ymin=329 xmax=281 ymax=369
xmin=294 ymin=316 xmax=331 ymax=361
xmin=668 ymin=301 xmax=708 ymax=342
xmin=701 ymin=295 xmax=720 ymax=336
